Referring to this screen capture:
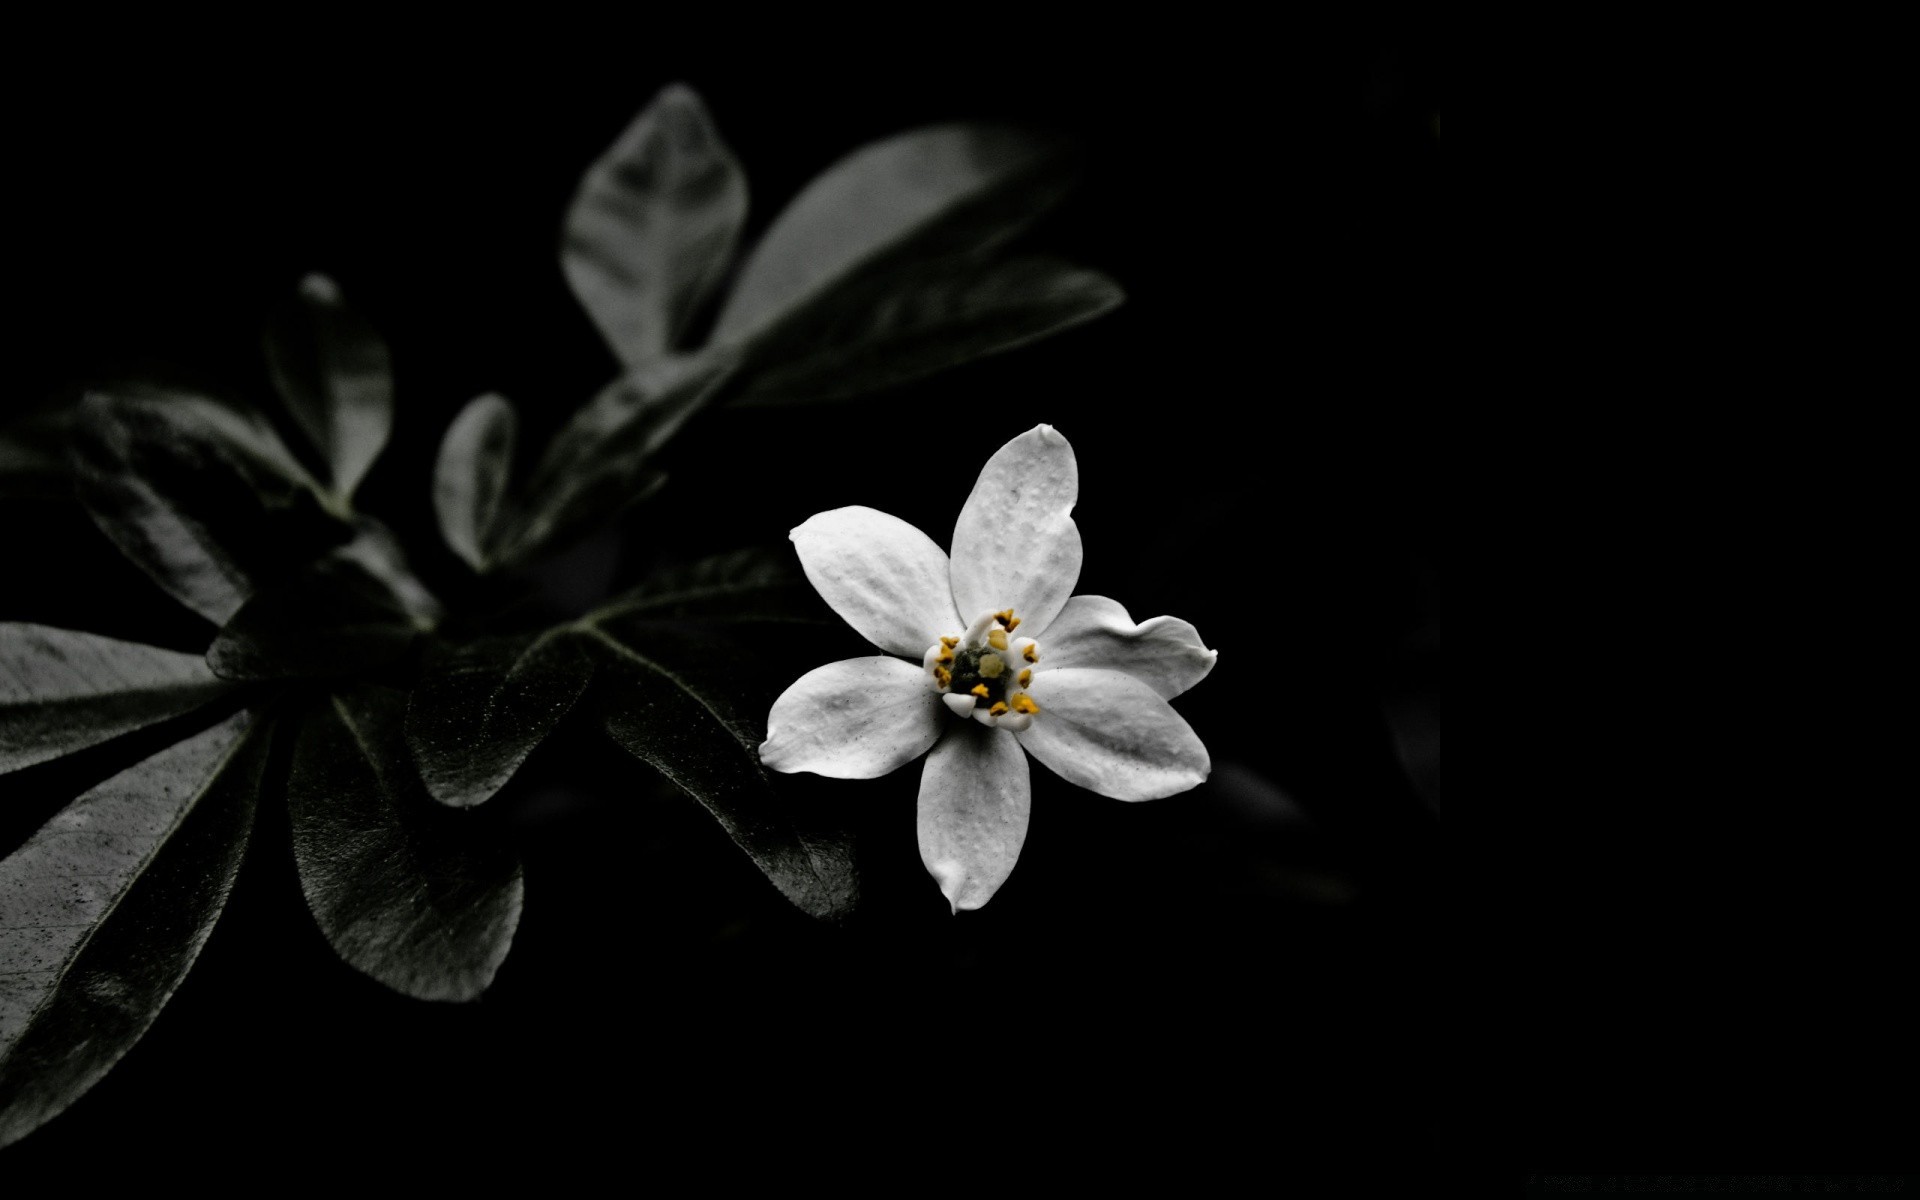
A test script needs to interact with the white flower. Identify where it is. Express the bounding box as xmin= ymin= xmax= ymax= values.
xmin=759 ymin=424 xmax=1216 ymax=912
